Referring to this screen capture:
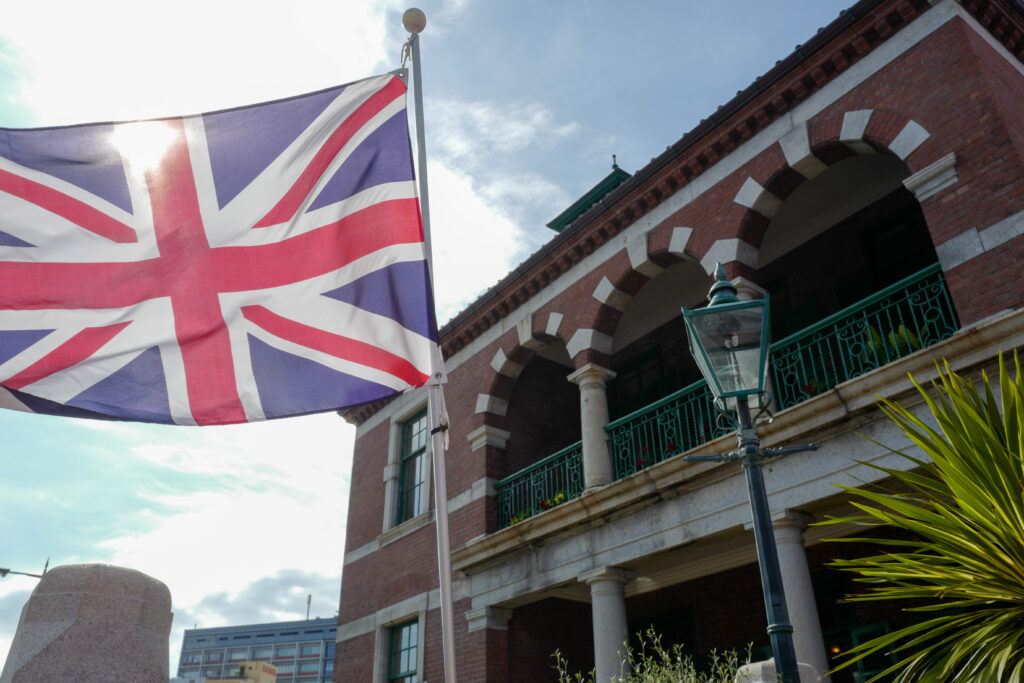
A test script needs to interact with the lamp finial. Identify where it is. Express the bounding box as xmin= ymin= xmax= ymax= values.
xmin=707 ymin=262 xmax=739 ymax=306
